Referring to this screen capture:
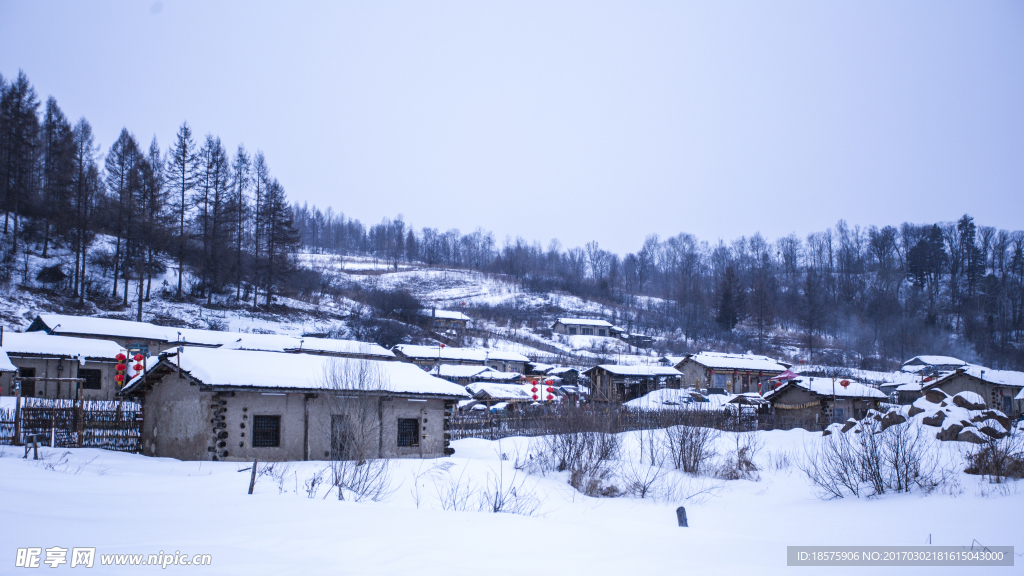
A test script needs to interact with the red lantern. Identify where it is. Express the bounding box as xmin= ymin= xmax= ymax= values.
xmin=116 ymin=353 xmax=127 ymax=362
xmin=133 ymin=364 xmax=144 ymax=372
xmin=114 ymin=374 xmax=125 ymax=382
xmin=840 ymin=380 xmax=850 ymax=388
xmin=547 ymin=387 xmax=554 ymax=393
xmin=115 ymin=363 xmax=127 ymax=372
xmin=545 ymin=379 xmax=553 ymax=386
xmin=546 ymin=394 xmax=554 ymax=401
xmin=133 ymin=354 xmax=144 ymax=362
xmin=532 ymin=394 xmax=538 ymax=400
xmin=531 ymin=387 xmax=538 ymax=393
